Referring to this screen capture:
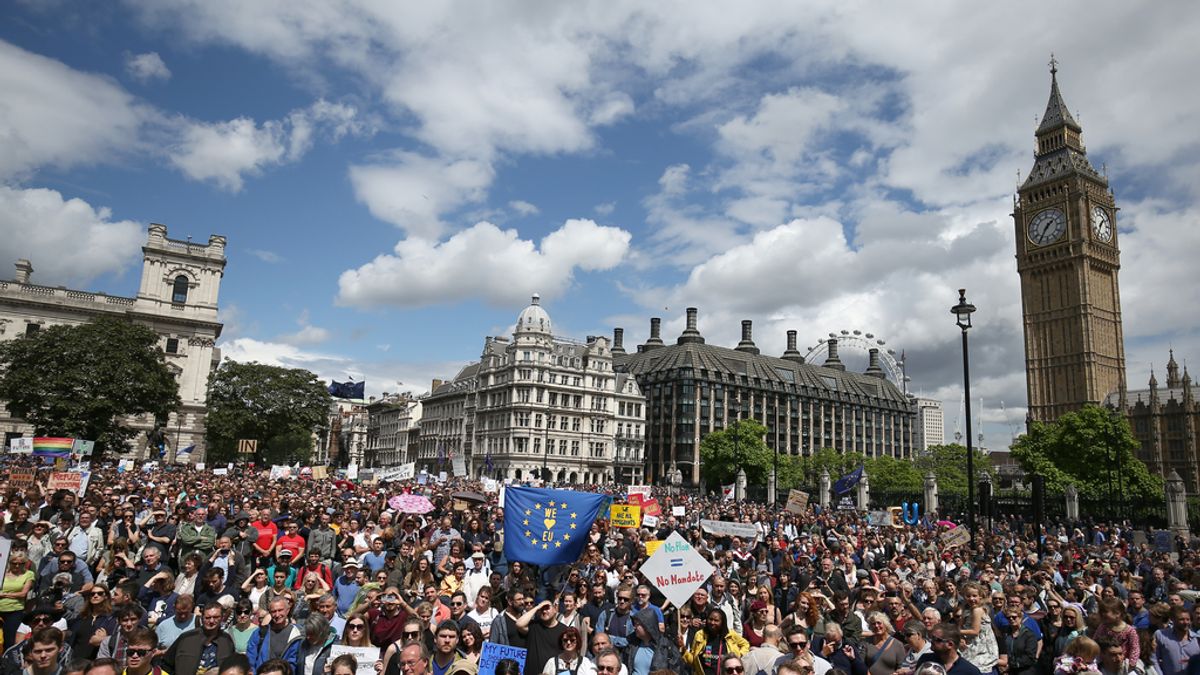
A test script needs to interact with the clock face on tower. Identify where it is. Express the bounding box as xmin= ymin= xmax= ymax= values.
xmin=1091 ymin=205 xmax=1113 ymax=242
xmin=1028 ymin=208 xmax=1066 ymax=246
